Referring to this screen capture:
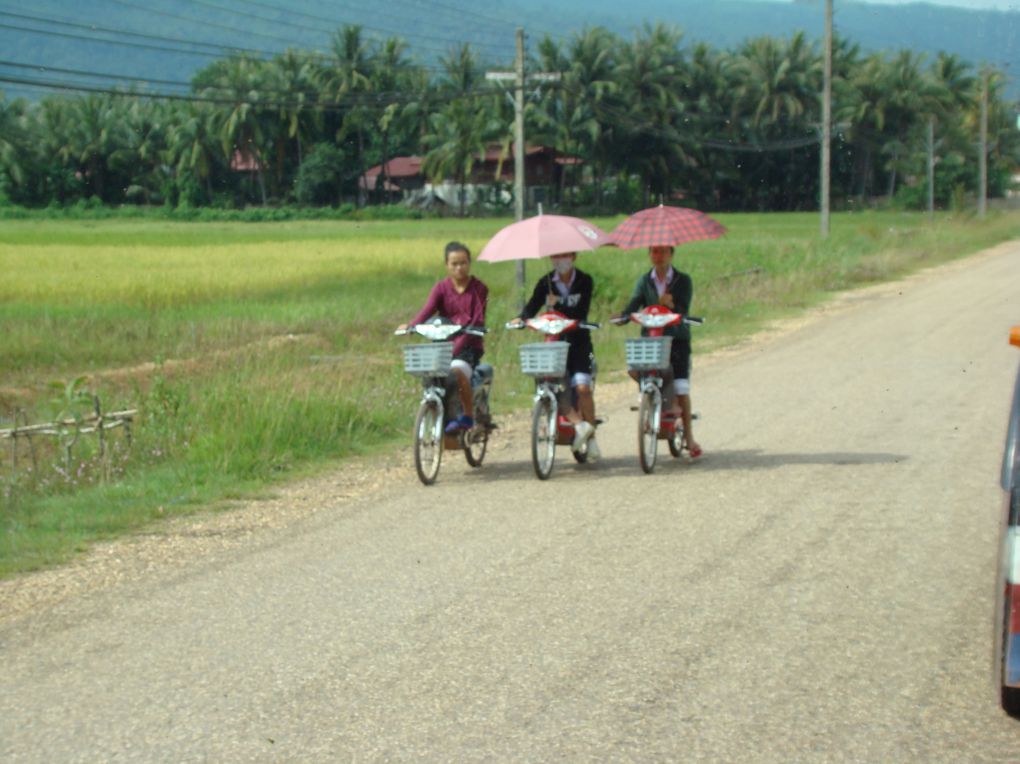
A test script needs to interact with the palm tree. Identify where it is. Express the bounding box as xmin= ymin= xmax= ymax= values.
xmin=613 ymin=23 xmax=688 ymax=206
xmin=534 ymin=27 xmax=619 ymax=208
xmin=0 ymin=94 xmax=27 ymax=190
xmin=317 ymin=26 xmax=376 ymax=203
xmin=57 ymin=93 xmax=133 ymax=202
xmin=729 ymin=33 xmax=822 ymax=209
xmin=166 ymin=102 xmax=220 ymax=204
xmin=268 ymin=48 xmax=320 ymax=194
xmin=370 ymin=37 xmax=415 ymax=204
xmin=195 ymin=55 xmax=272 ymax=204
xmin=422 ymin=43 xmax=499 ymax=216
